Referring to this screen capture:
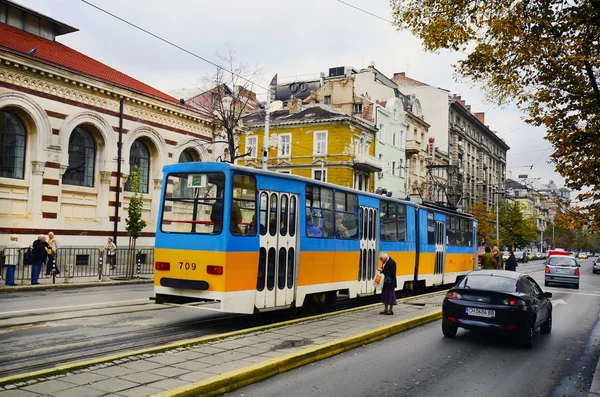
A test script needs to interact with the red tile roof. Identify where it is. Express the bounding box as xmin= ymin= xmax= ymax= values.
xmin=0 ymin=22 xmax=178 ymax=104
